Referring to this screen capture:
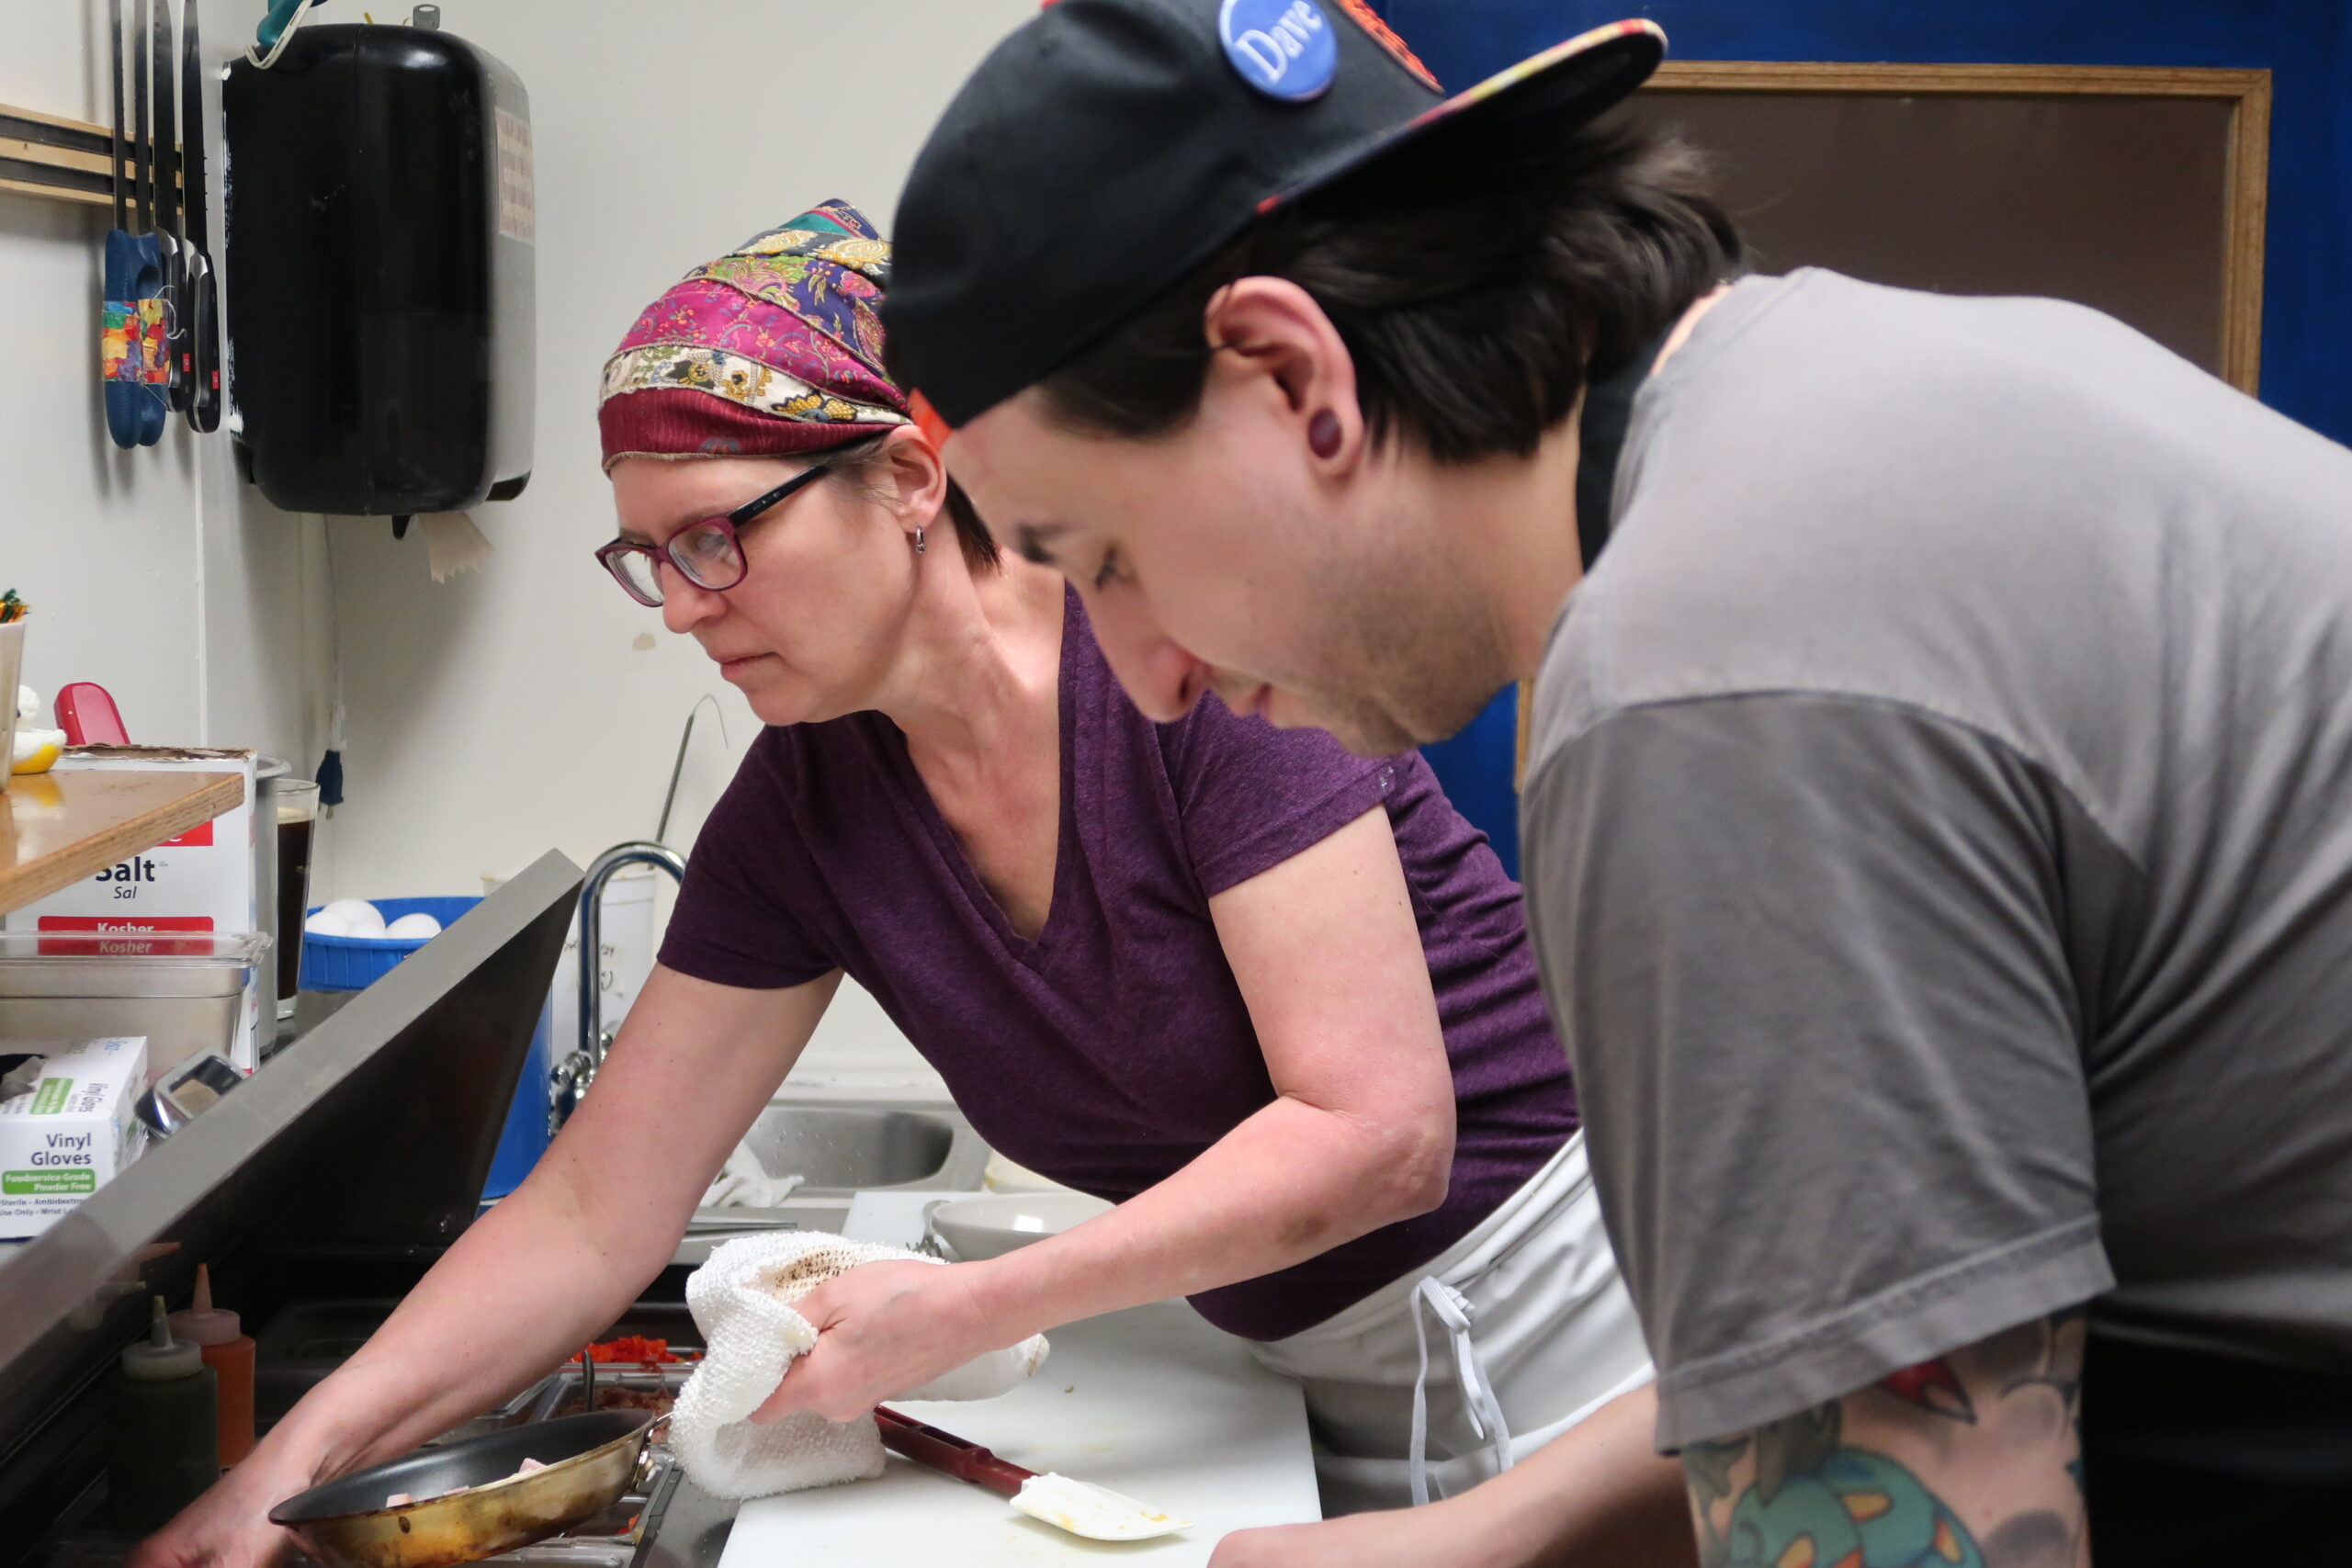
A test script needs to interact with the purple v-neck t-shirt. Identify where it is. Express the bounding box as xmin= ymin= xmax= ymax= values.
xmin=662 ymin=592 xmax=1576 ymax=1339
